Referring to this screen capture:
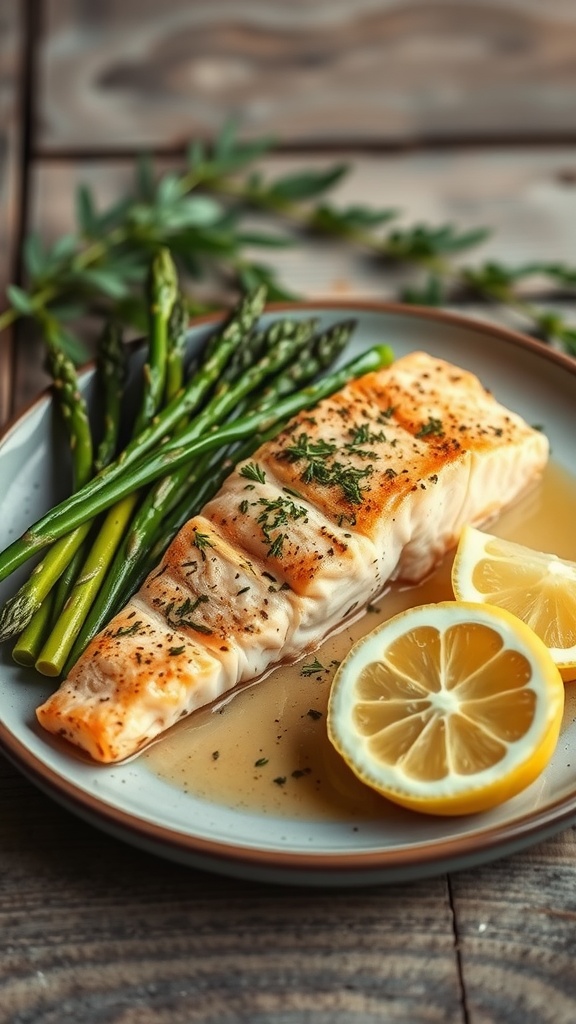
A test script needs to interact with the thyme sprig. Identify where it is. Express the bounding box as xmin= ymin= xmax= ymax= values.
xmin=3 ymin=120 xmax=576 ymax=362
